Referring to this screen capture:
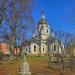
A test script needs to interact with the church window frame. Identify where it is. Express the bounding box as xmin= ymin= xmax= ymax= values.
xmin=34 ymin=45 xmax=36 ymax=51
xmin=43 ymin=48 xmax=44 ymax=51
xmin=54 ymin=45 xmax=56 ymax=51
